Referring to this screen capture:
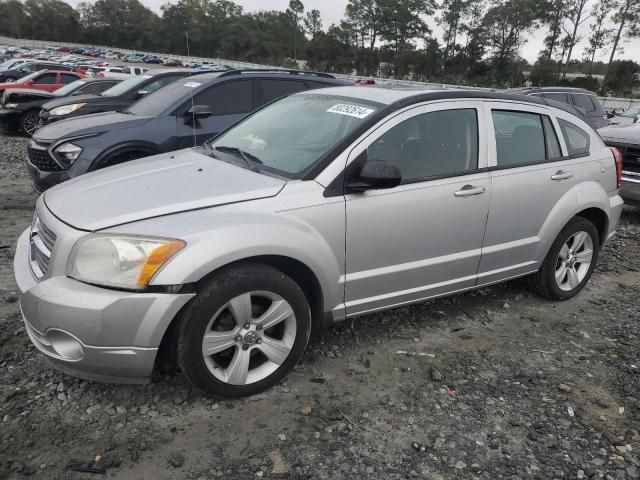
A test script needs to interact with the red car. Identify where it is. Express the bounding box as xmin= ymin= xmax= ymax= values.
xmin=0 ymin=70 xmax=84 ymax=95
